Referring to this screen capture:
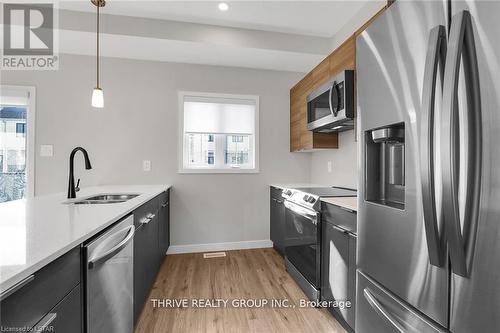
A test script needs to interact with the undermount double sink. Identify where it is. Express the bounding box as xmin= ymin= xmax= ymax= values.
xmin=69 ymin=194 xmax=140 ymax=205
